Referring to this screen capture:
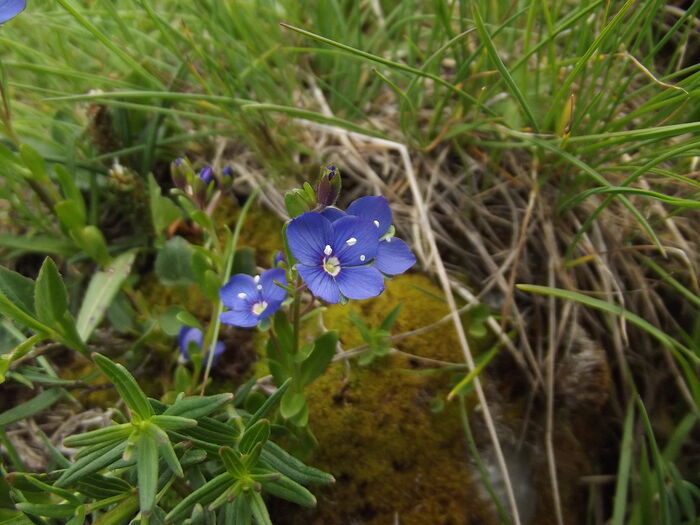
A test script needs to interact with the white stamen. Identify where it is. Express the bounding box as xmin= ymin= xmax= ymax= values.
xmin=324 ymin=244 xmax=333 ymax=256
xmin=322 ymin=256 xmax=341 ymax=277
xmin=346 ymin=237 xmax=357 ymax=246
xmin=254 ymin=275 xmax=260 ymax=283
xmin=251 ymin=301 xmax=268 ymax=316
xmin=360 ymin=255 xmax=366 ymax=262
xmin=237 ymin=292 xmax=247 ymax=299
xmin=257 ymin=284 xmax=263 ymax=290
xmin=373 ymin=220 xmax=380 ymax=228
